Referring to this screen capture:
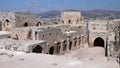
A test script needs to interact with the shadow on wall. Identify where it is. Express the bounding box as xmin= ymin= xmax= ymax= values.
xmin=32 ymin=45 xmax=43 ymax=53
